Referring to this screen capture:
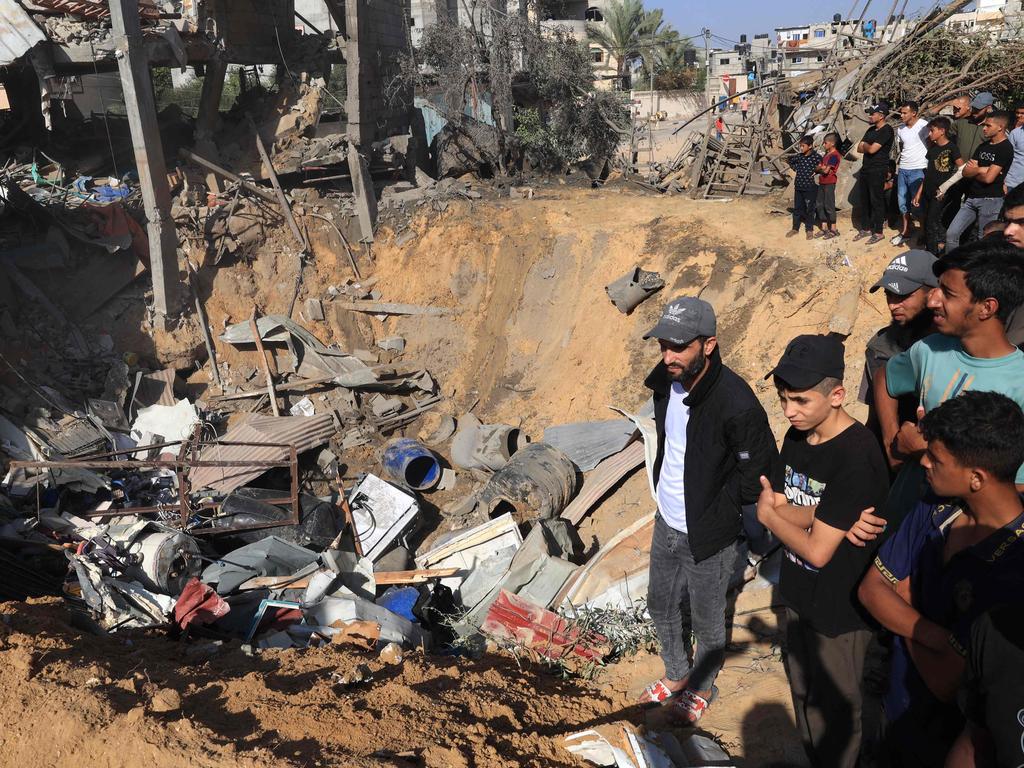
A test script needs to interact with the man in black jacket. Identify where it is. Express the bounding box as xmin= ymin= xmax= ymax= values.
xmin=638 ymin=297 xmax=778 ymax=725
